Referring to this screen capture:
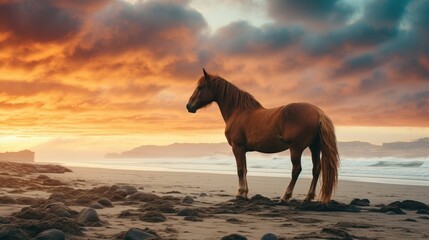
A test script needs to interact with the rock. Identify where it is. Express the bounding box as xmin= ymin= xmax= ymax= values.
xmin=119 ymin=185 xmax=138 ymax=195
xmin=372 ymin=206 xmax=406 ymax=215
xmin=184 ymin=216 xmax=203 ymax=222
xmin=127 ymin=192 xmax=160 ymax=202
xmin=120 ymin=228 xmax=159 ymax=240
xmin=36 ymin=174 xmax=50 ymax=180
xmin=417 ymin=209 xmax=429 ymax=214
xmin=404 ymin=218 xmax=417 ymax=222
xmin=321 ymin=227 xmax=352 ymax=239
xmin=296 ymin=200 xmax=360 ymax=212
xmin=200 ymin=193 xmax=208 ymax=197
xmin=16 ymin=217 xmax=83 ymax=235
xmin=261 ymin=233 xmax=278 ymax=240
xmin=249 ymin=194 xmax=275 ymax=206
xmin=350 ymin=198 xmax=370 ymax=206
xmin=48 ymin=193 xmax=66 ymax=203
xmin=108 ymin=184 xmax=120 ymax=193
xmin=0 ymin=226 xmax=30 ymax=240
xmin=98 ymin=198 xmax=113 ymax=207
xmin=113 ymin=188 xmax=128 ymax=198
xmin=77 ymin=207 xmax=101 ymax=226
xmin=110 ymin=193 xmax=126 ymax=202
xmin=182 ymin=196 xmax=194 ymax=204
xmin=226 ymin=218 xmax=242 ymax=224
xmin=31 ymin=229 xmax=65 ymax=240
xmin=388 ymin=200 xmax=429 ymax=210
xmin=44 ymin=202 xmax=76 ymax=218
xmin=335 ymin=222 xmax=374 ymax=229
xmin=0 ymin=216 xmax=10 ymax=224
xmin=139 ymin=200 xmax=176 ymax=213
xmin=42 ymin=179 xmax=63 ymax=186
xmin=0 ymin=195 xmax=17 ymax=204
xmin=14 ymin=207 xmax=45 ymax=219
xmin=139 ymin=211 xmax=166 ymax=223
xmin=89 ymin=203 xmax=104 ymax=209
xmin=177 ymin=208 xmax=202 ymax=217
xmin=118 ymin=210 xmax=139 ymax=218
xmin=222 ymin=233 xmax=247 ymax=240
